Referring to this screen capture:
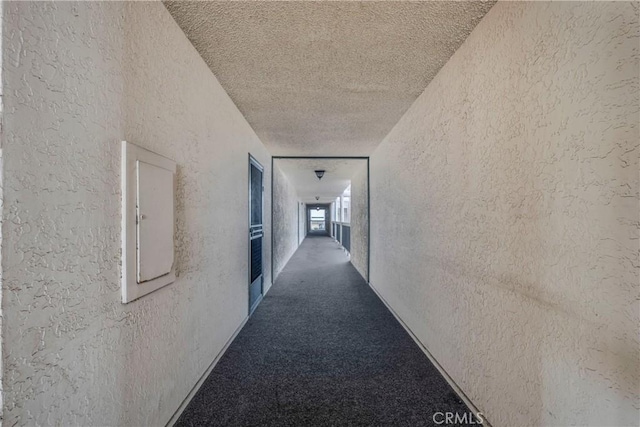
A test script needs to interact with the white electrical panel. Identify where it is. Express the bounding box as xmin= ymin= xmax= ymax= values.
xmin=121 ymin=141 xmax=177 ymax=303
